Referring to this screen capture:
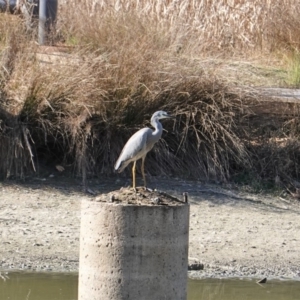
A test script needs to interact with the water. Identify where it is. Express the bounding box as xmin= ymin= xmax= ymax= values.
xmin=0 ymin=272 xmax=78 ymax=300
xmin=1 ymin=272 xmax=300 ymax=300
xmin=188 ymin=278 xmax=300 ymax=300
